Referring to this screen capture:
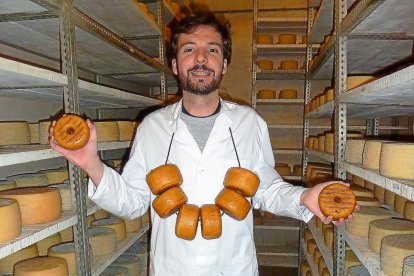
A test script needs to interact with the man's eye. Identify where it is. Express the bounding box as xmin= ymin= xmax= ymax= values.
xmin=209 ymin=48 xmax=219 ymax=53
xmin=183 ymin=48 xmax=193 ymax=53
